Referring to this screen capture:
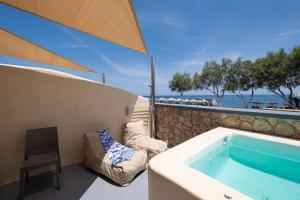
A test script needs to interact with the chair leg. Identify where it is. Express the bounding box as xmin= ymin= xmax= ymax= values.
xmin=19 ymin=168 xmax=25 ymax=200
xmin=55 ymin=162 xmax=60 ymax=190
xmin=58 ymin=160 xmax=62 ymax=174
xmin=25 ymin=170 xmax=29 ymax=183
